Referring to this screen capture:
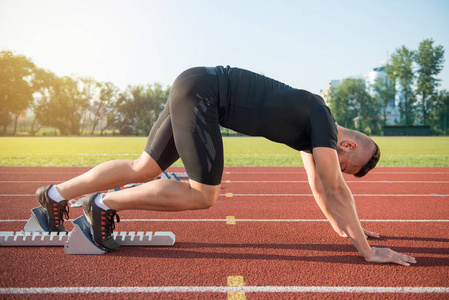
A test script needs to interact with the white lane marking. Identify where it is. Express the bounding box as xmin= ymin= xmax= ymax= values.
xmin=237 ymin=180 xmax=449 ymax=183
xmin=219 ymin=194 xmax=449 ymax=197
xmin=224 ymin=171 xmax=449 ymax=174
xmin=1 ymin=170 xmax=449 ymax=175
xmin=0 ymin=181 xmax=65 ymax=183
xmin=1 ymin=219 xmax=448 ymax=223
xmin=0 ymin=286 xmax=448 ymax=294
xmin=2 ymin=193 xmax=448 ymax=197
xmin=1 ymin=180 xmax=449 ymax=184
xmin=0 ymin=171 xmax=86 ymax=174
